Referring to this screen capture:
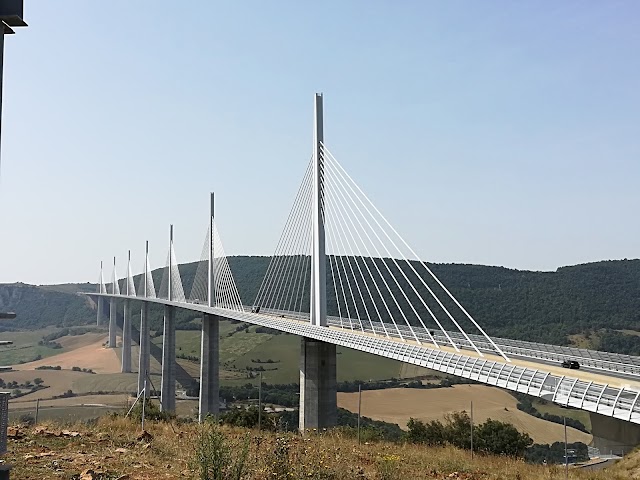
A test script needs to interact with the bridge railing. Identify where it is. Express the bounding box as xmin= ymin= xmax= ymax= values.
xmin=246 ymin=306 xmax=640 ymax=376
xmin=317 ymin=315 xmax=640 ymax=377
xmin=86 ymin=294 xmax=640 ymax=424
